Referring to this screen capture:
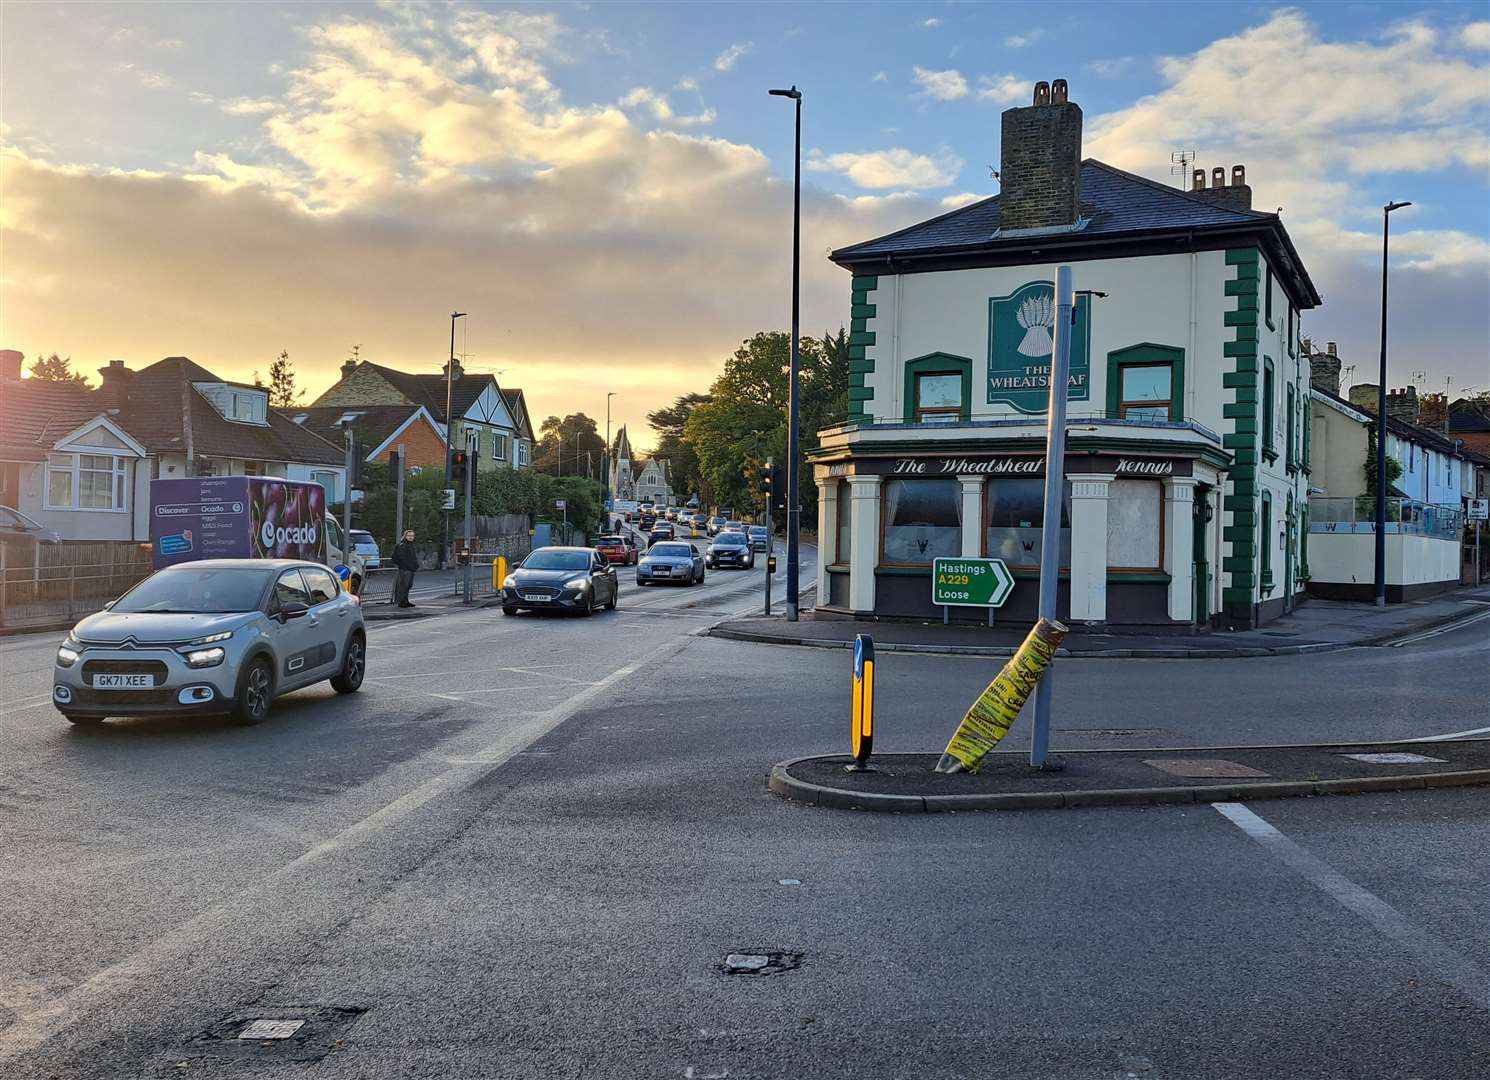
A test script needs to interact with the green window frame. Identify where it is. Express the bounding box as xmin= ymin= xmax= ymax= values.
xmin=1105 ymin=343 xmax=1185 ymax=422
xmin=1302 ymin=394 xmax=1312 ymax=472
xmin=902 ymin=353 xmax=972 ymax=423
xmin=1285 ymin=383 xmax=1297 ymax=472
xmin=1264 ymin=265 xmax=1274 ymax=330
xmin=1261 ymin=358 xmax=1277 ymax=462
xmin=1260 ymin=489 xmax=1274 ymax=592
